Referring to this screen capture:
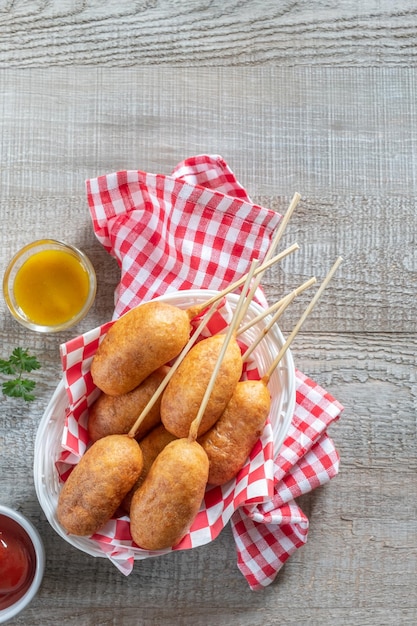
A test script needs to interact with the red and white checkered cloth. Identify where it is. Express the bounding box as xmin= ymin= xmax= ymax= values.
xmin=58 ymin=155 xmax=343 ymax=590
